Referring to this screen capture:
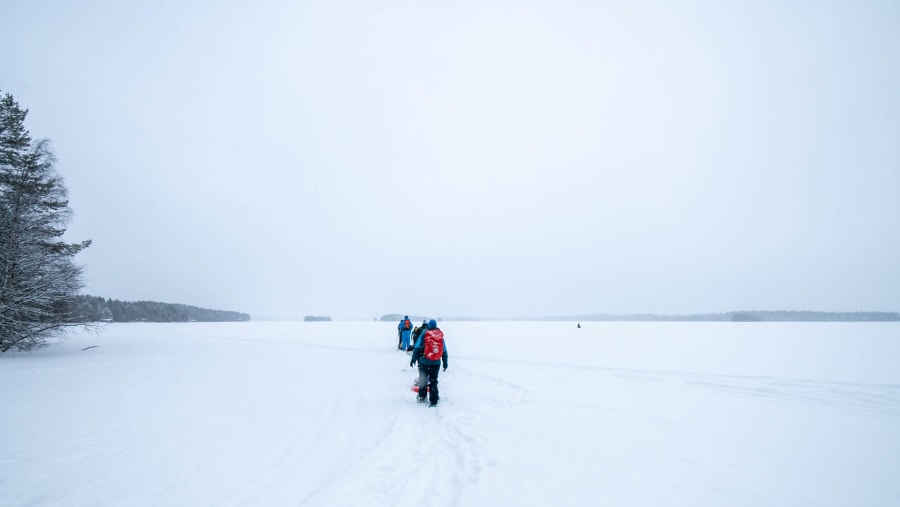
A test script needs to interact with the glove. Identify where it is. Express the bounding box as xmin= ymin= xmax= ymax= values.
xmin=409 ymin=361 xmax=415 ymax=368
xmin=443 ymin=364 xmax=447 ymax=372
